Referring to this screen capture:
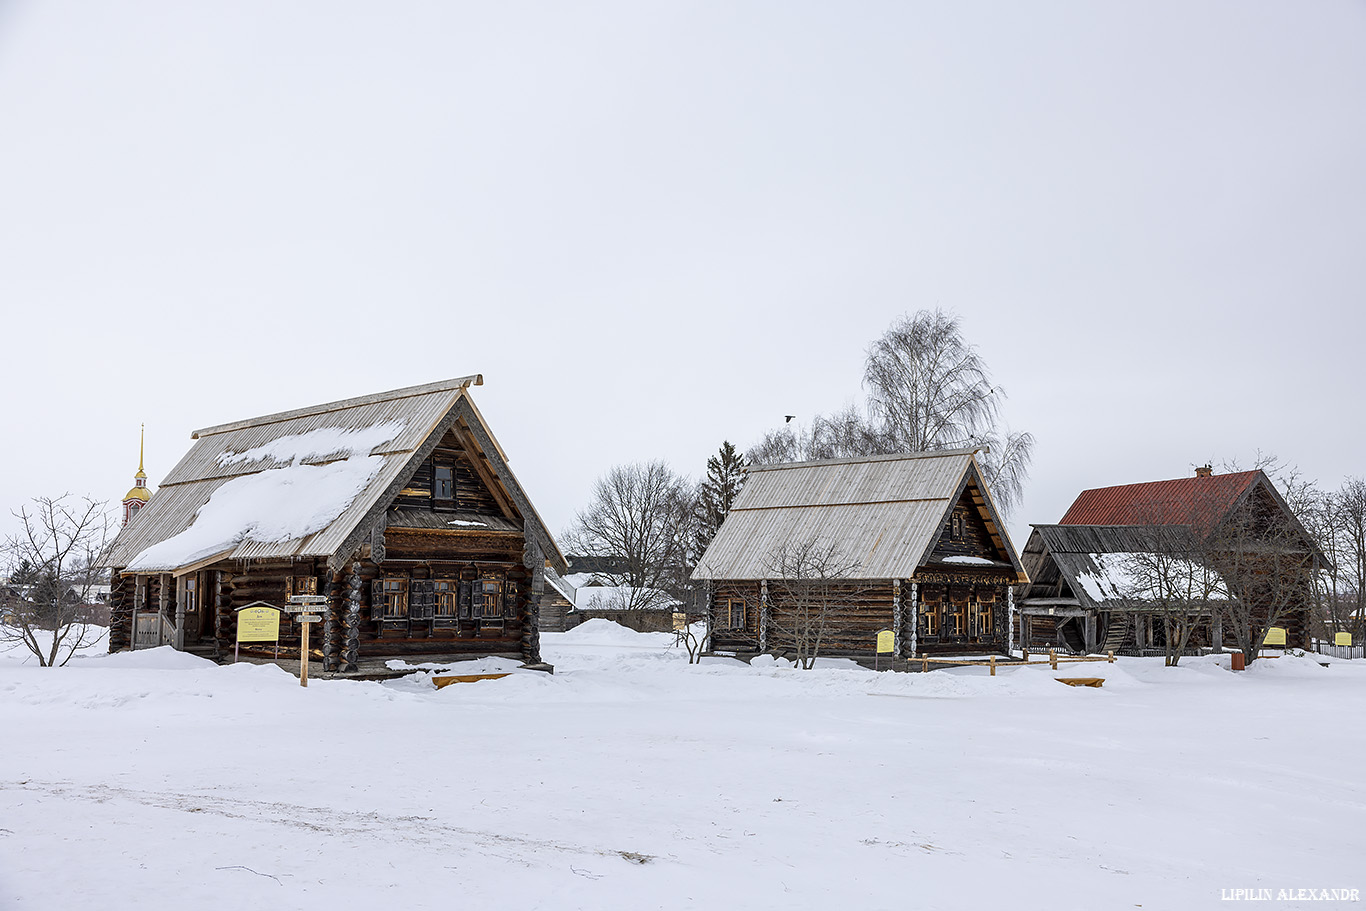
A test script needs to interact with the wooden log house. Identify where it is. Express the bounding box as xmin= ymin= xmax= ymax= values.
xmin=692 ymin=450 xmax=1029 ymax=661
xmin=1015 ymin=468 xmax=1328 ymax=654
xmin=104 ymin=375 xmax=567 ymax=672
